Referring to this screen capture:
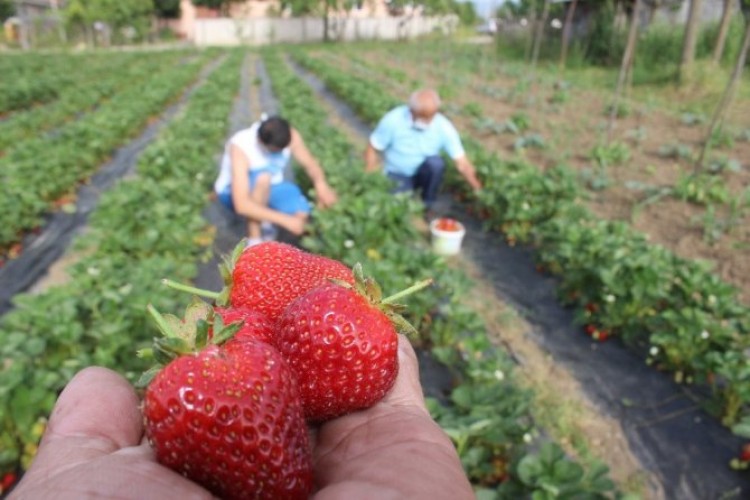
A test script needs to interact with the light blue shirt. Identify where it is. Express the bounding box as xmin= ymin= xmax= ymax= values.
xmin=369 ymin=105 xmax=465 ymax=177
